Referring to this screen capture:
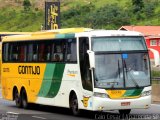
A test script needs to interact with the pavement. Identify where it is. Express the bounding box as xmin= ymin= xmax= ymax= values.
xmin=152 ymin=84 xmax=160 ymax=104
